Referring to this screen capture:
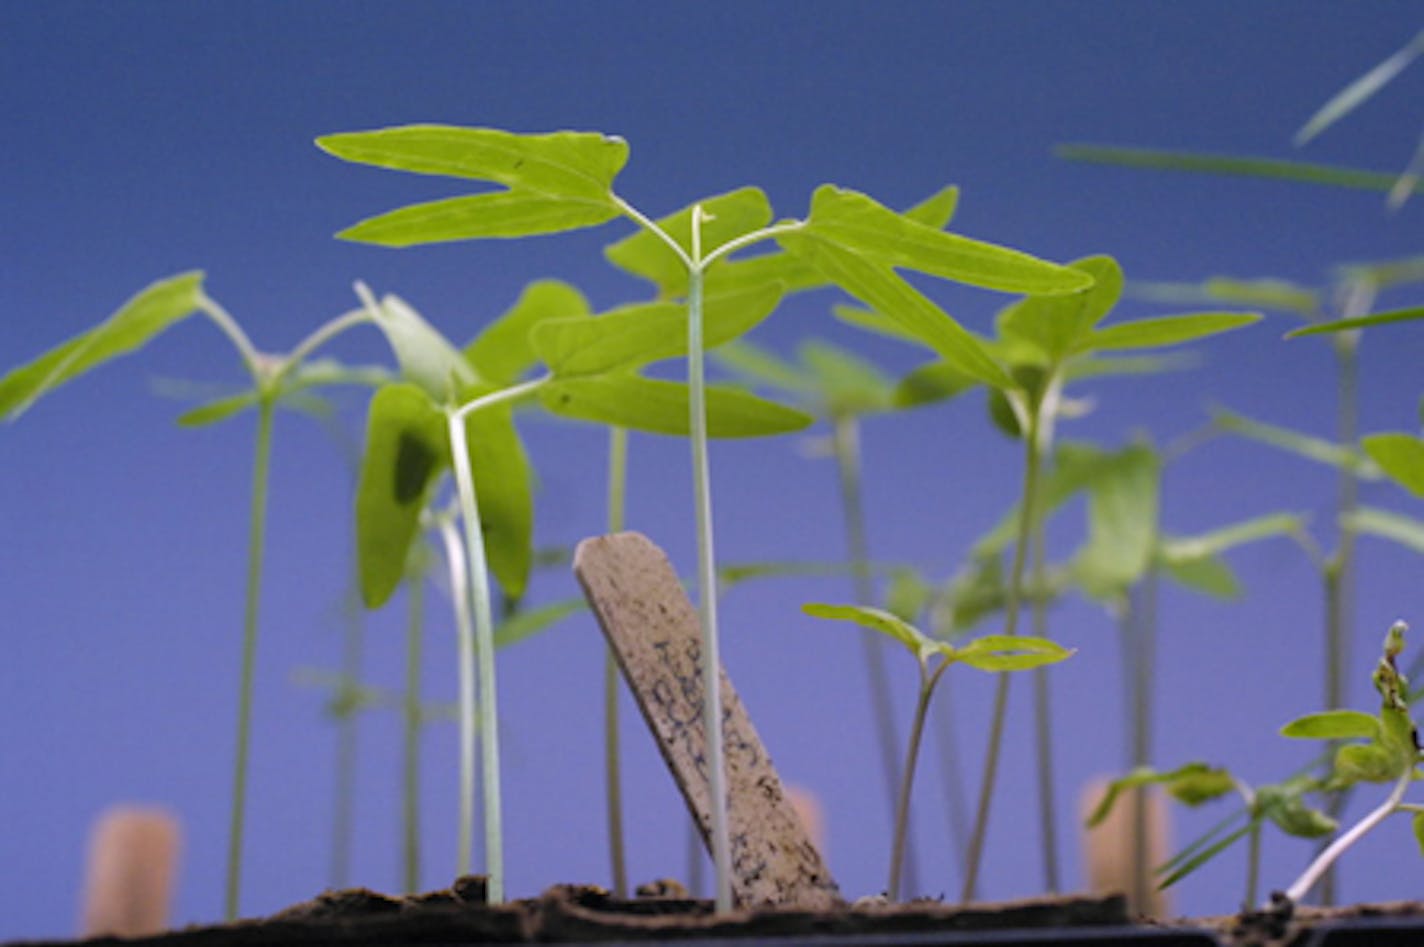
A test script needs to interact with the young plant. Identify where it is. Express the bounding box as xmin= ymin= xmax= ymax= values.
xmin=801 ymin=602 xmax=1071 ymax=901
xmin=0 ymin=274 xmax=379 ymax=919
xmin=318 ymin=123 xmax=1092 ymax=908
